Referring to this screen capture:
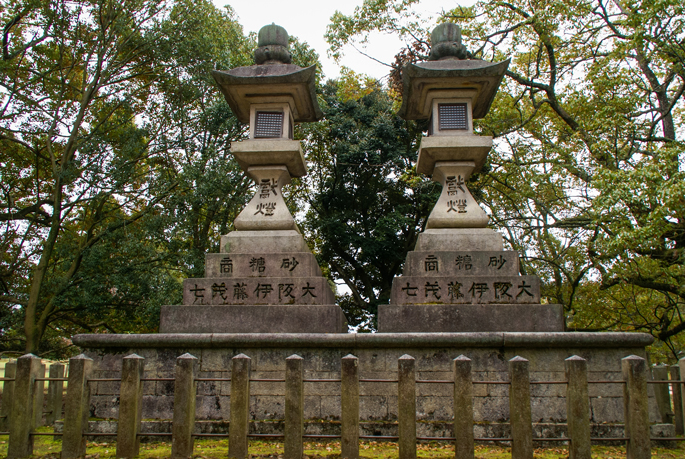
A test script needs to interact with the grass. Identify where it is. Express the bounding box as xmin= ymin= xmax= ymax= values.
xmin=0 ymin=430 xmax=684 ymax=459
